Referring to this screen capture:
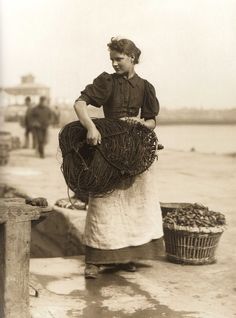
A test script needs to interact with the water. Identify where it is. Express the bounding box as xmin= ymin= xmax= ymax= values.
xmin=3 ymin=121 xmax=236 ymax=155
xmin=156 ymin=125 xmax=236 ymax=155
